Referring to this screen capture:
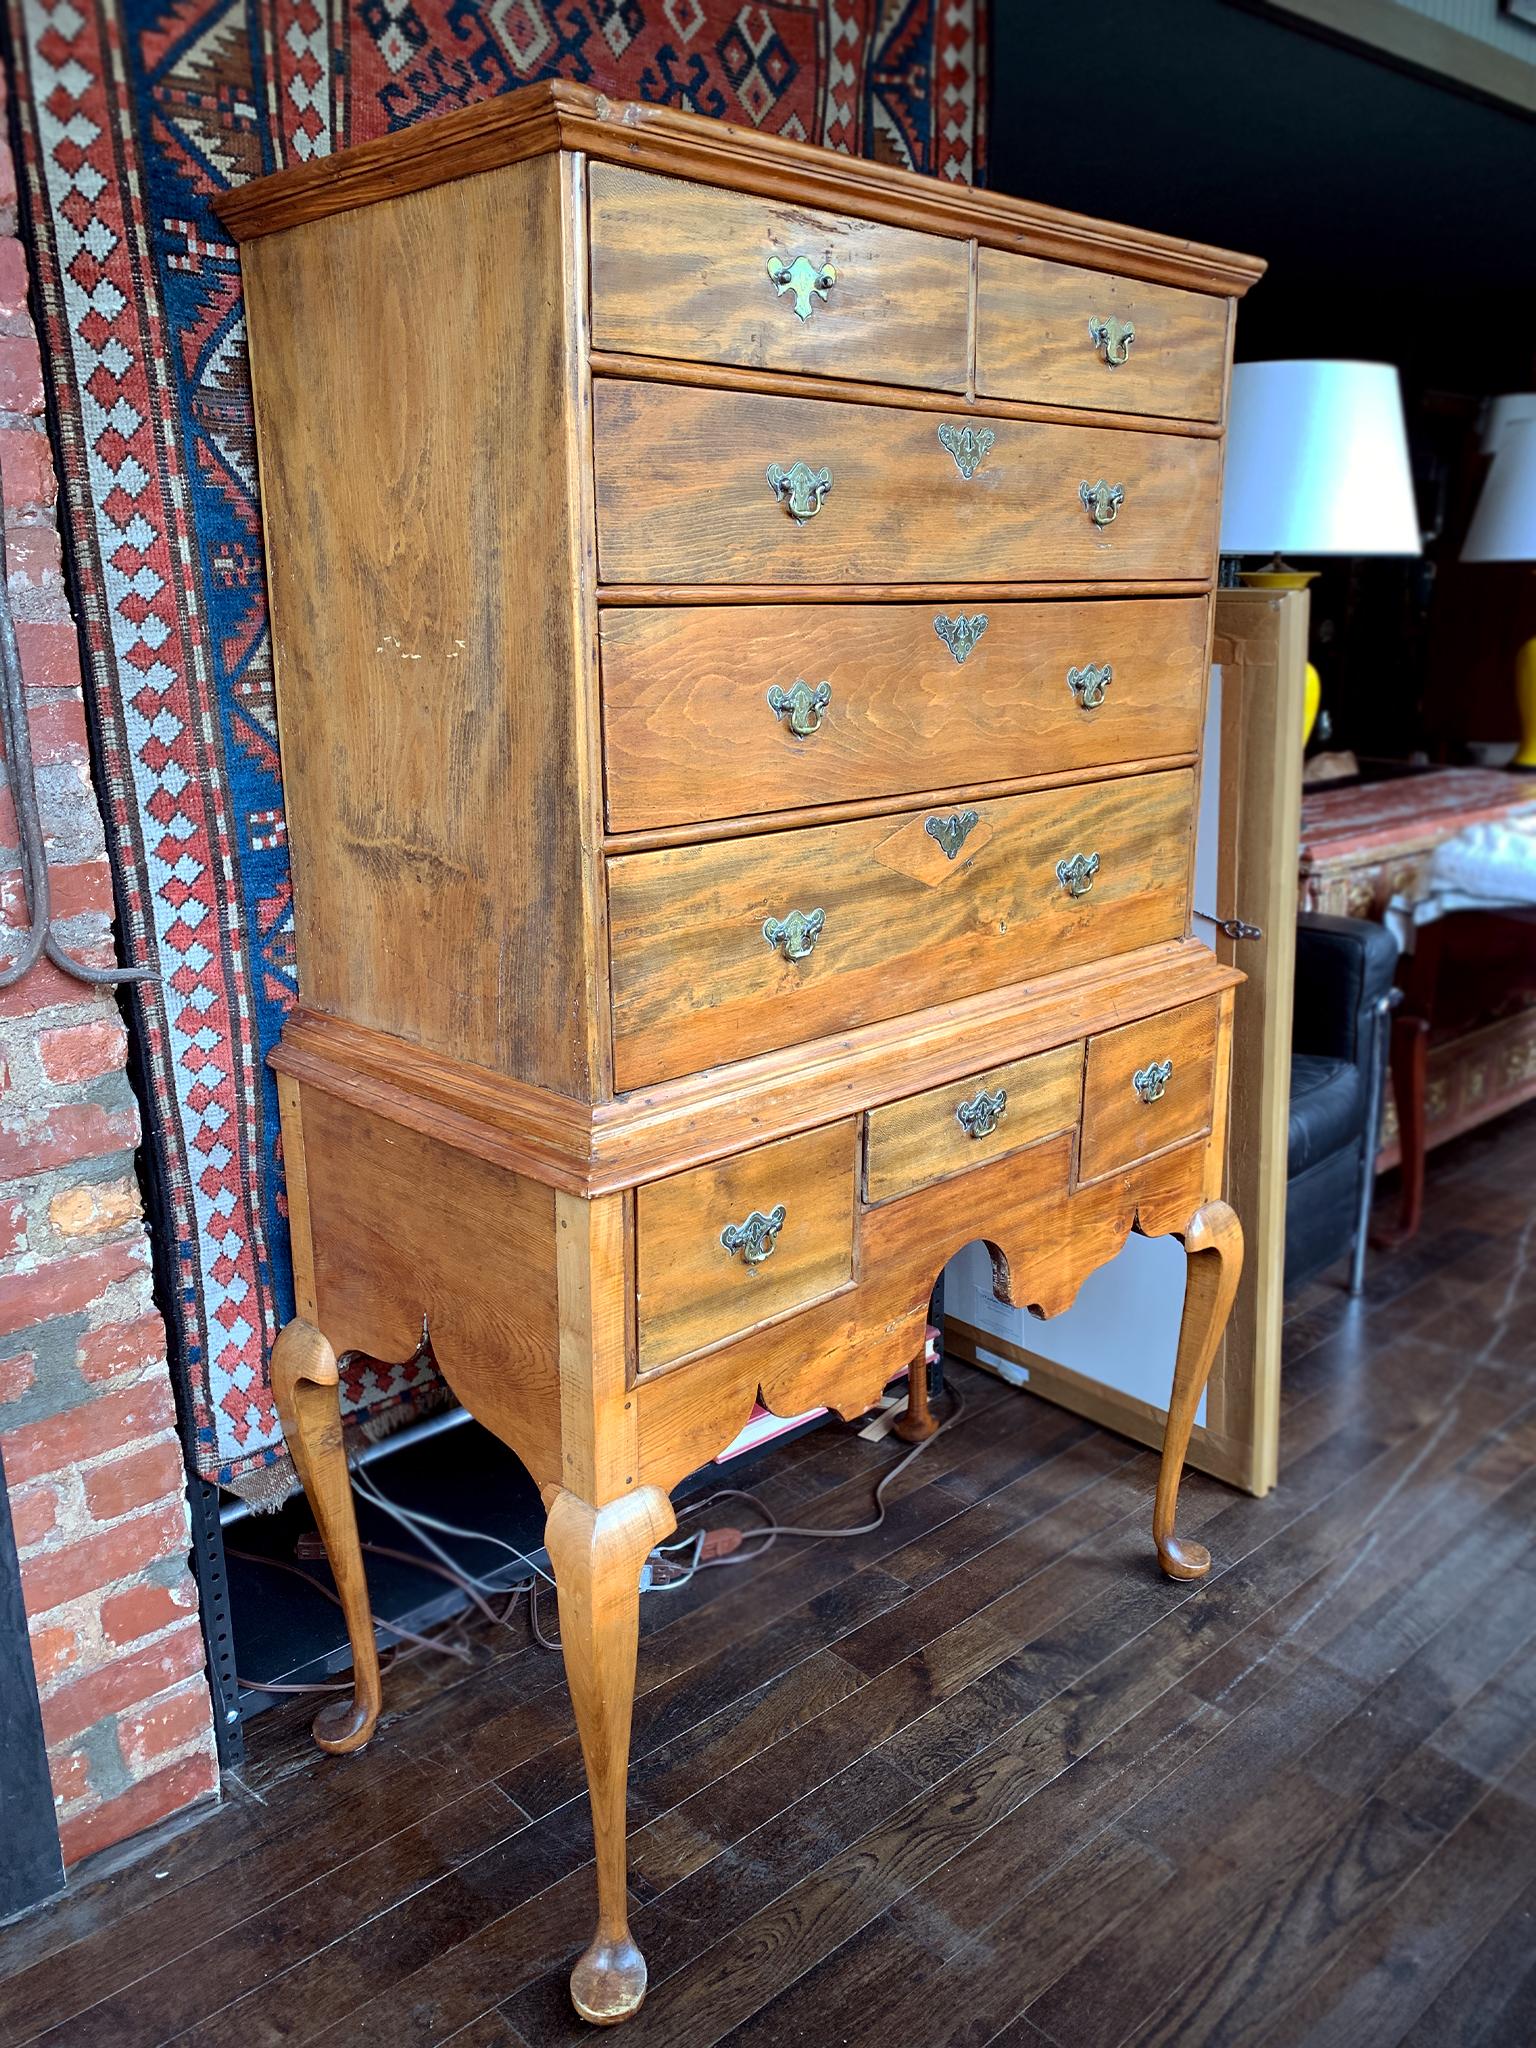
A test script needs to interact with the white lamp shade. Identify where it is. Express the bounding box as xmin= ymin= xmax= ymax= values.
xmin=1479 ymin=392 xmax=1536 ymax=456
xmin=1219 ymin=360 xmax=1421 ymax=558
xmin=1462 ymin=418 xmax=1536 ymax=563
